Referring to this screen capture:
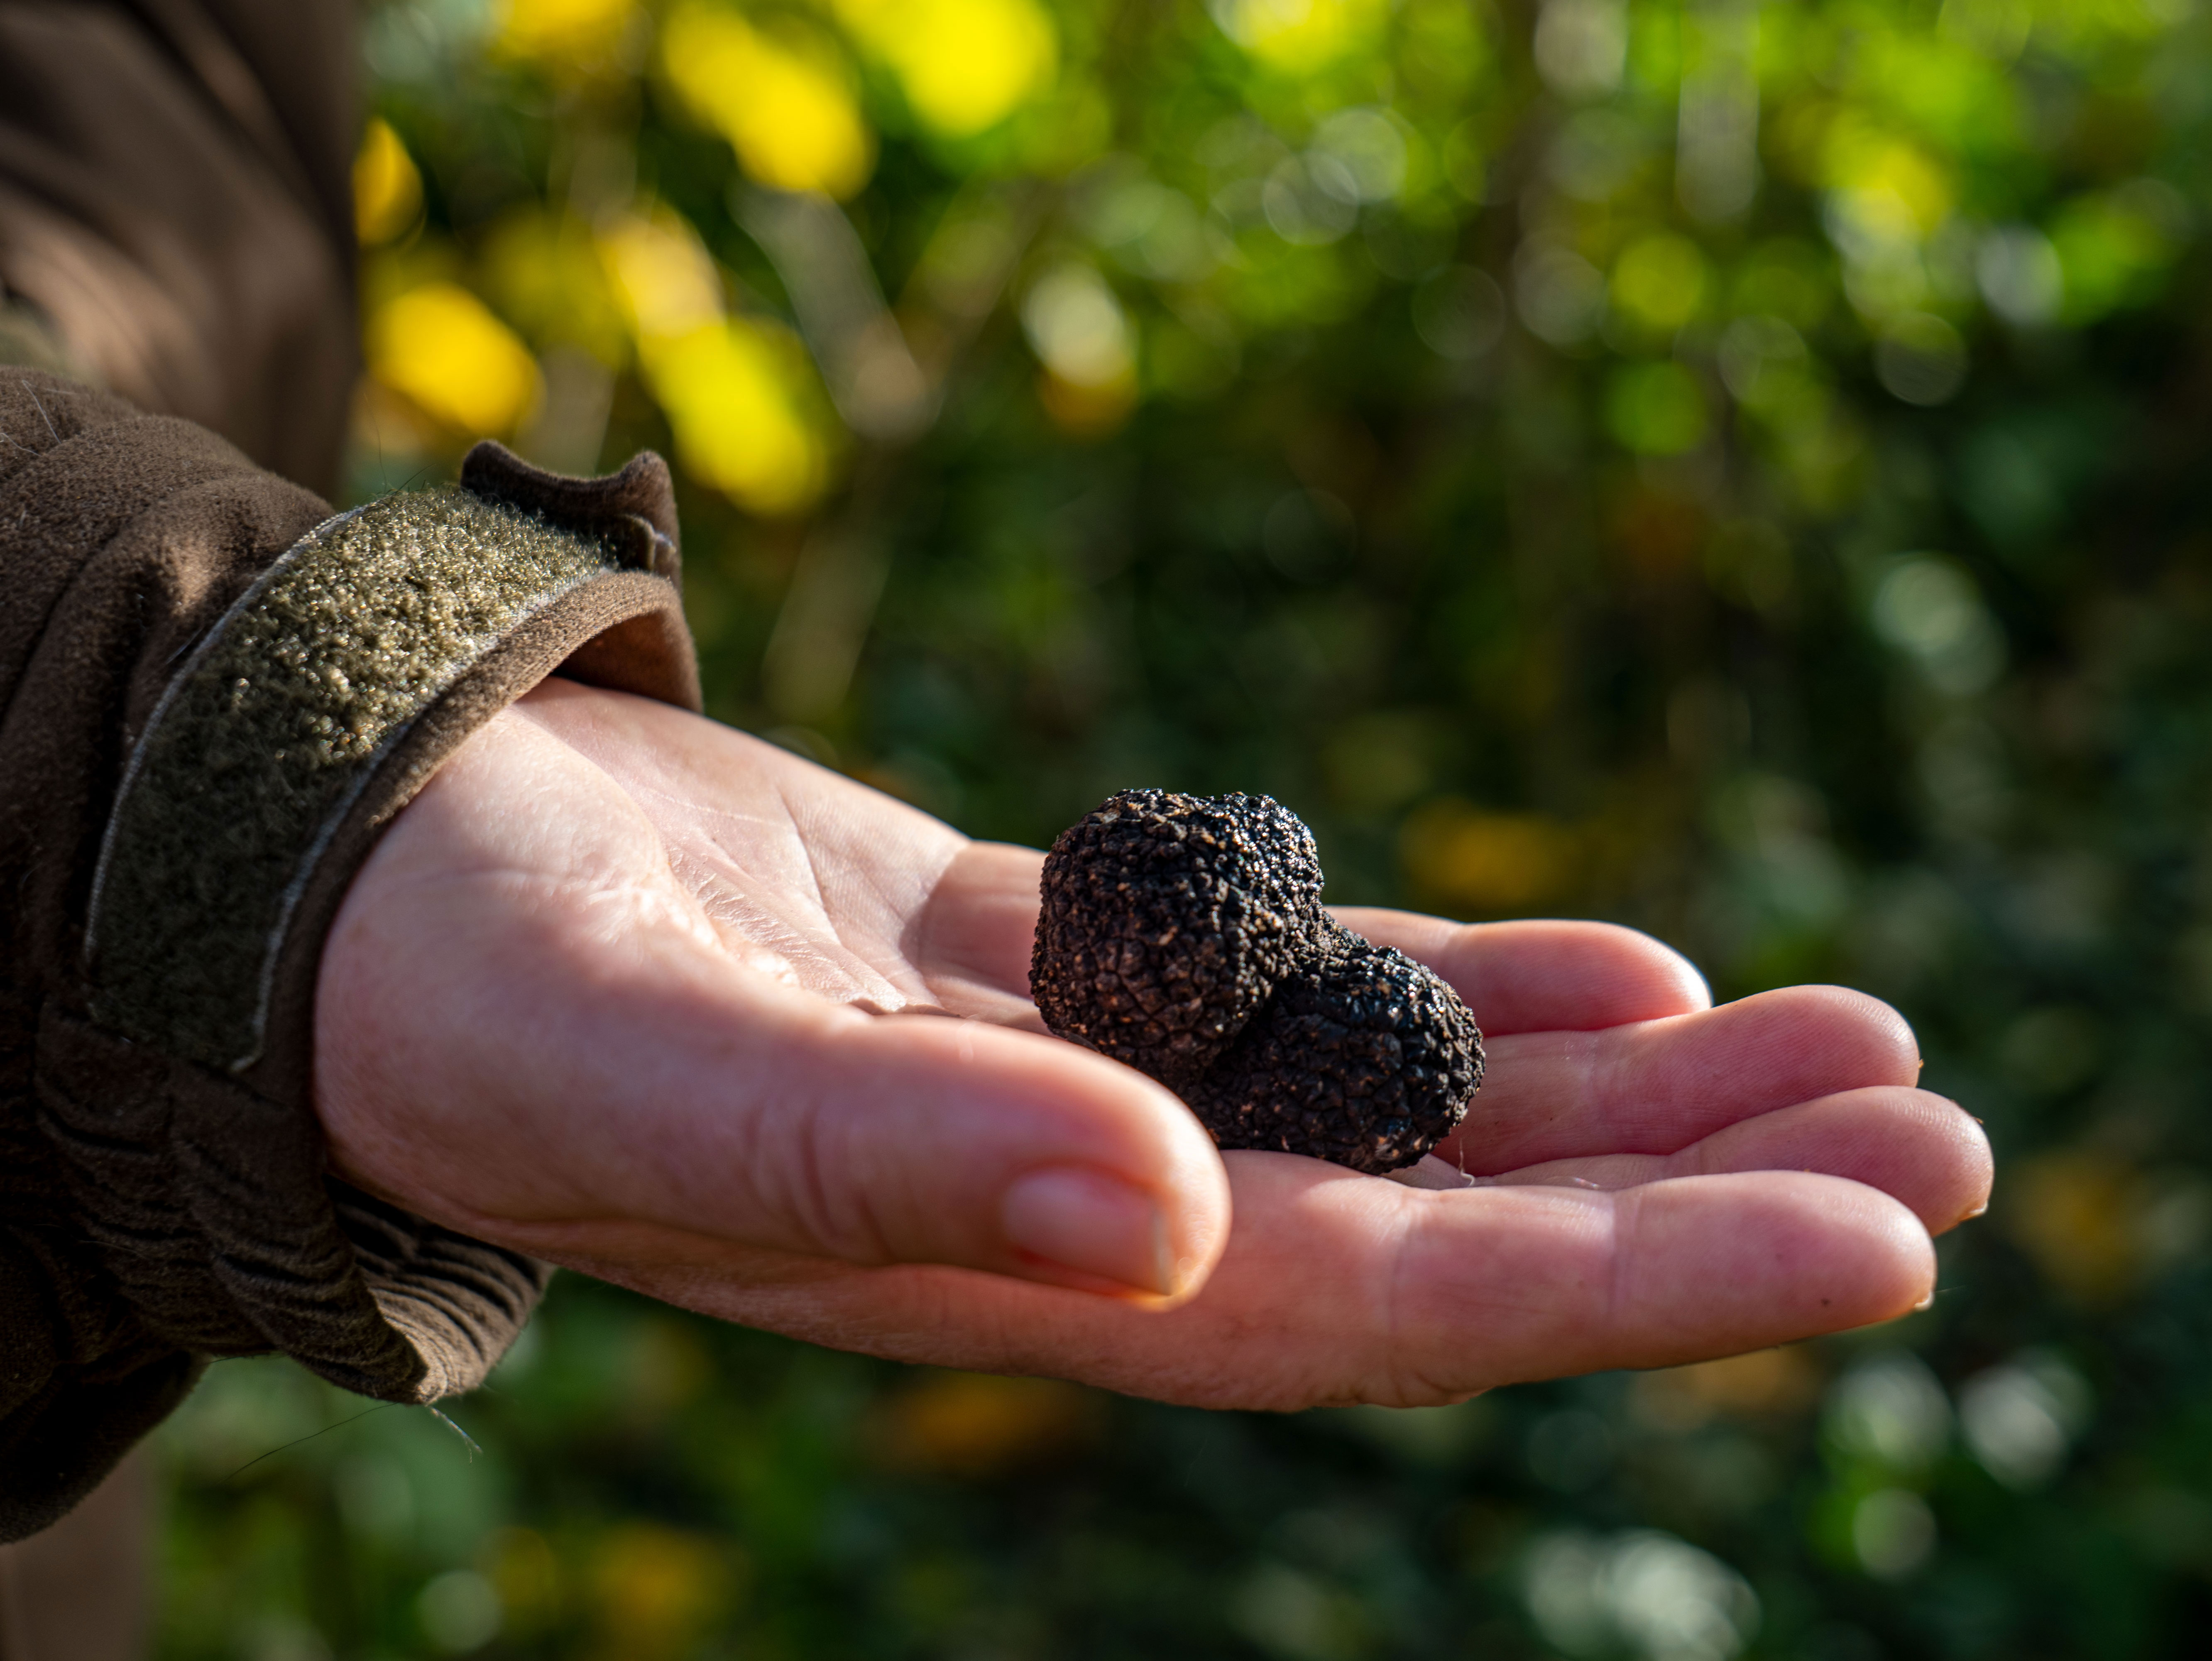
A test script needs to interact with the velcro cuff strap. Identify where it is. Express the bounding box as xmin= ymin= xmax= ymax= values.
xmin=86 ymin=461 xmax=680 ymax=1071
xmin=48 ymin=445 xmax=695 ymax=1412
